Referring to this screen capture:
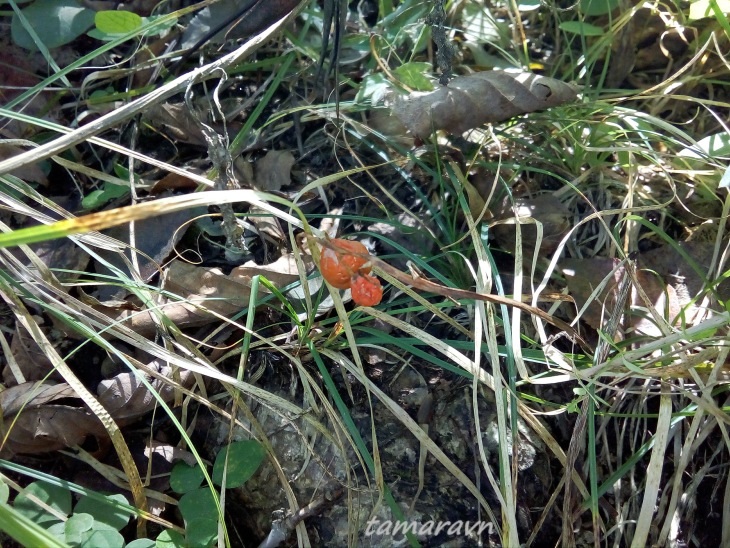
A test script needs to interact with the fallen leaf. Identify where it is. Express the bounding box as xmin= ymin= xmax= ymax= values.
xmin=231 ymin=253 xmax=311 ymax=288
xmin=0 ymin=145 xmax=48 ymax=185
xmin=143 ymin=103 xmax=212 ymax=147
xmin=0 ymin=382 xmax=107 ymax=457
xmin=97 ymin=360 xmax=194 ymax=425
xmin=561 ymin=257 xmax=629 ymax=332
xmin=254 ymin=150 xmax=296 ymax=191
xmin=4 ymin=322 xmax=58 ymax=386
xmin=640 ymin=241 xmax=729 ymax=303
xmin=247 ymin=205 xmax=287 ymax=242
xmin=180 ymin=0 xmax=303 ymax=49
xmin=93 ymin=204 xmax=205 ymax=301
xmin=561 ymin=257 xmax=699 ymax=337
xmin=391 ymin=71 xmax=578 ymax=139
xmin=149 ymin=171 xmax=202 ymax=194
xmin=368 ymin=213 xmax=436 ymax=270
